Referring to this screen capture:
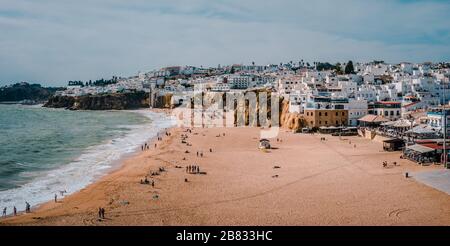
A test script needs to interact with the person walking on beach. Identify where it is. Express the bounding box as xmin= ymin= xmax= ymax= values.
xmin=54 ymin=194 xmax=57 ymax=203
xmin=25 ymin=202 xmax=30 ymax=213
xmin=101 ymin=208 xmax=105 ymax=219
xmin=151 ymin=180 xmax=155 ymax=188
xmin=13 ymin=206 xmax=17 ymax=216
xmin=98 ymin=207 xmax=102 ymax=219
xmin=2 ymin=207 xmax=6 ymax=217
